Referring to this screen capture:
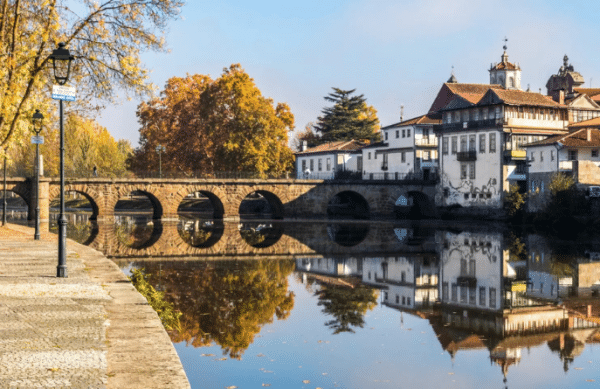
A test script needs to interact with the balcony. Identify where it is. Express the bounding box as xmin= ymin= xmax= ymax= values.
xmin=456 ymin=150 xmax=477 ymax=161
xmin=504 ymin=150 xmax=526 ymax=160
xmin=559 ymin=160 xmax=573 ymax=171
xmin=434 ymin=118 xmax=504 ymax=132
xmin=415 ymin=137 xmax=438 ymax=147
